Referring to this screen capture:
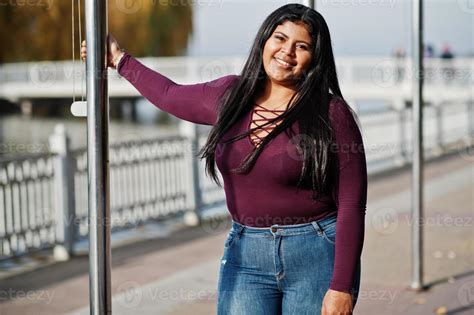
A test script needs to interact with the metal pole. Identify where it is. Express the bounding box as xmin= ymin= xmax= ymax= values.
xmin=303 ymin=0 xmax=316 ymax=9
xmin=85 ymin=0 xmax=112 ymax=313
xmin=411 ymin=0 xmax=424 ymax=291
